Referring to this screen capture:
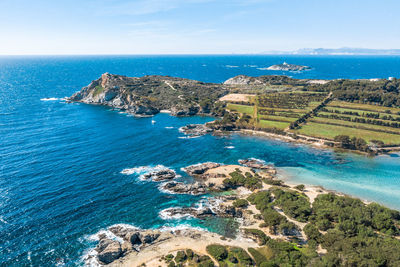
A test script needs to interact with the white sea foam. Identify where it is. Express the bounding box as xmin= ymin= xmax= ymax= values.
xmin=178 ymin=135 xmax=201 ymax=139
xmin=224 ymin=146 xmax=235 ymax=149
xmin=165 ymin=126 xmax=174 ymax=129
xmin=40 ymin=97 xmax=66 ymax=101
xmin=159 ymin=208 xmax=195 ymax=220
xmin=158 ymin=223 xmax=208 ymax=233
xmin=120 ymin=165 xmax=179 ymax=181
xmin=225 ymin=65 xmax=239 ymax=68
xmin=120 ymin=165 xmax=167 ymax=176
